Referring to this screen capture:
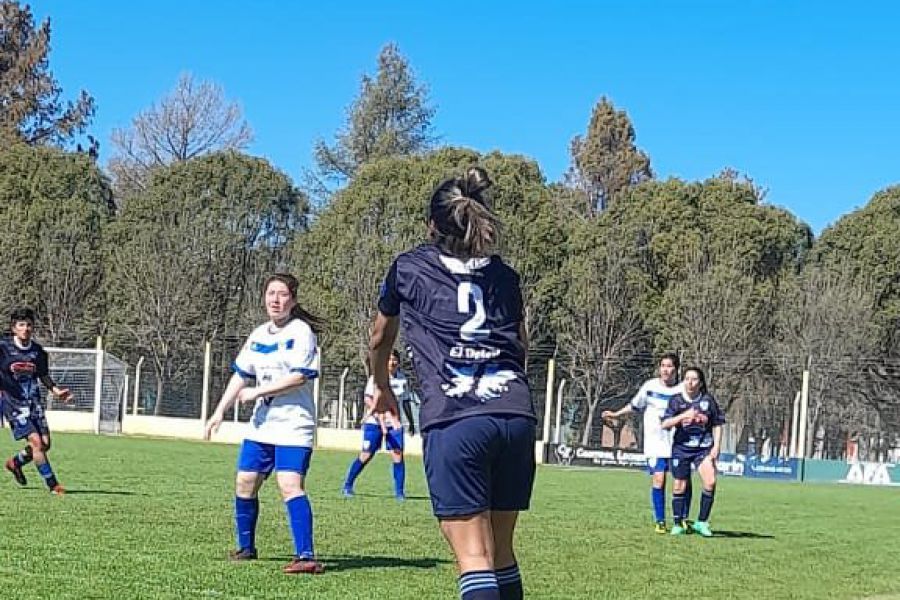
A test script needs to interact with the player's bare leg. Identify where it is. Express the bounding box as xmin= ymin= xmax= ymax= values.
xmin=441 ymin=511 xmax=499 ymax=598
